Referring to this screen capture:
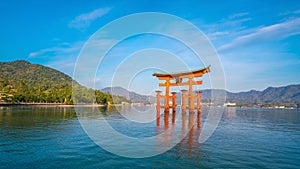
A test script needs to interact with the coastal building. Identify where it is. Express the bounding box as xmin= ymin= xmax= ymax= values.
xmin=224 ymin=102 xmax=237 ymax=107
